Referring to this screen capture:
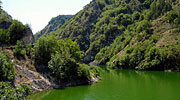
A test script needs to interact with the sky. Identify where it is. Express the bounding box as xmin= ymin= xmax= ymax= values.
xmin=2 ymin=0 xmax=92 ymax=34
